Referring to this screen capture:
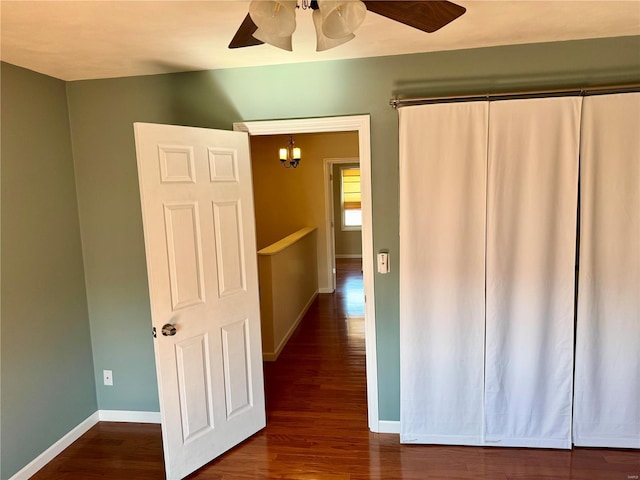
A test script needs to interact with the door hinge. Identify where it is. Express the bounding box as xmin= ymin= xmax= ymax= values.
xmin=152 ymin=327 xmax=157 ymax=338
